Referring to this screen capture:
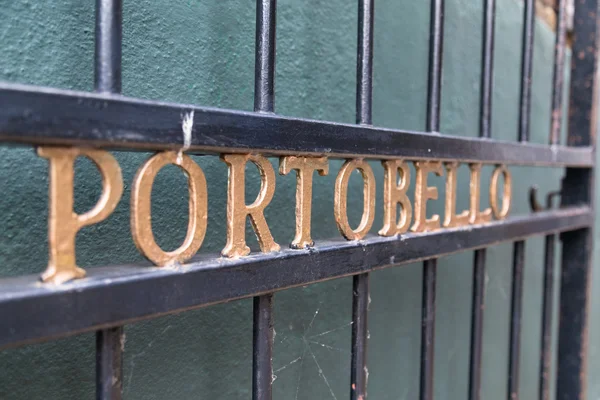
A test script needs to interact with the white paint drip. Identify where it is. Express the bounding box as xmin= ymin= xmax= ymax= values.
xmin=178 ymin=110 xmax=194 ymax=164
xmin=550 ymin=144 xmax=559 ymax=162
